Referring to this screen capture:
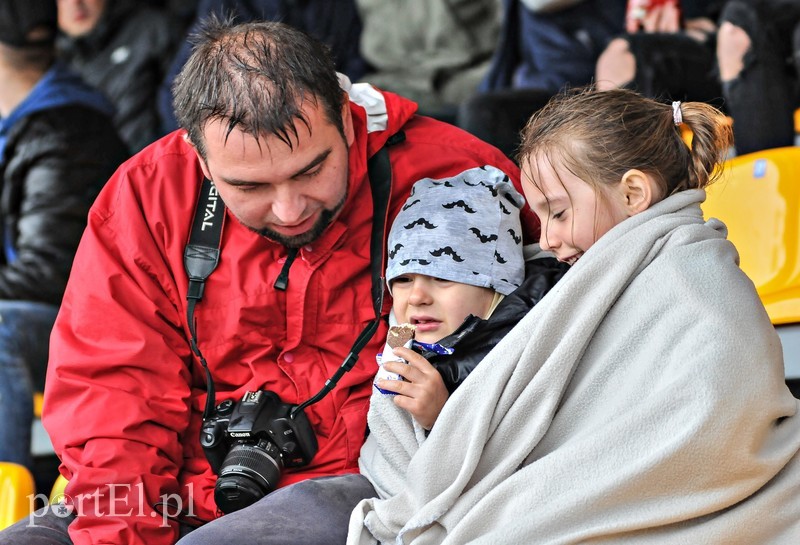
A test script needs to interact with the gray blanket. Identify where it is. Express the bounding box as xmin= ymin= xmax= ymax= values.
xmin=350 ymin=189 xmax=800 ymax=544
